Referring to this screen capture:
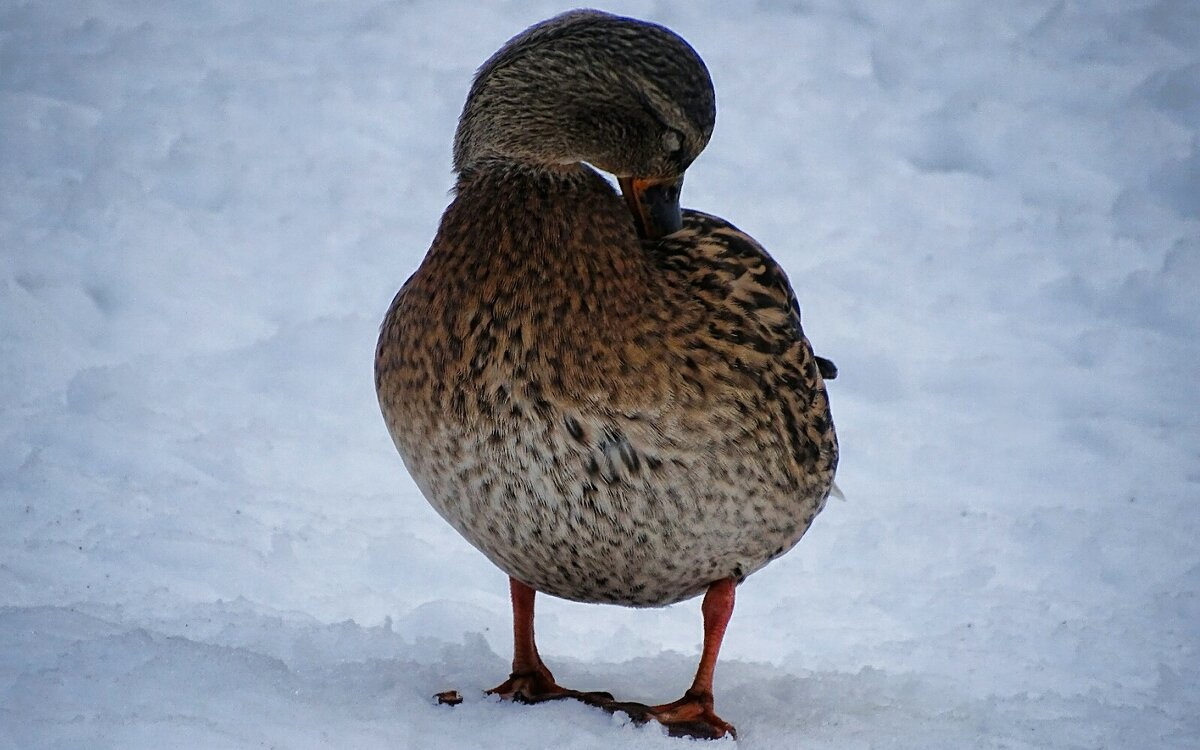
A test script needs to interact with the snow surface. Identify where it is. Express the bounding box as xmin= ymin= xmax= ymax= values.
xmin=2 ymin=0 xmax=1198 ymax=747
